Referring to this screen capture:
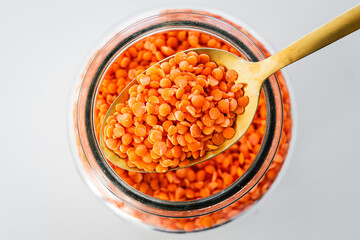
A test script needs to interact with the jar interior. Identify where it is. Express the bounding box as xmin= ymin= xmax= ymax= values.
xmin=77 ymin=12 xmax=283 ymax=218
